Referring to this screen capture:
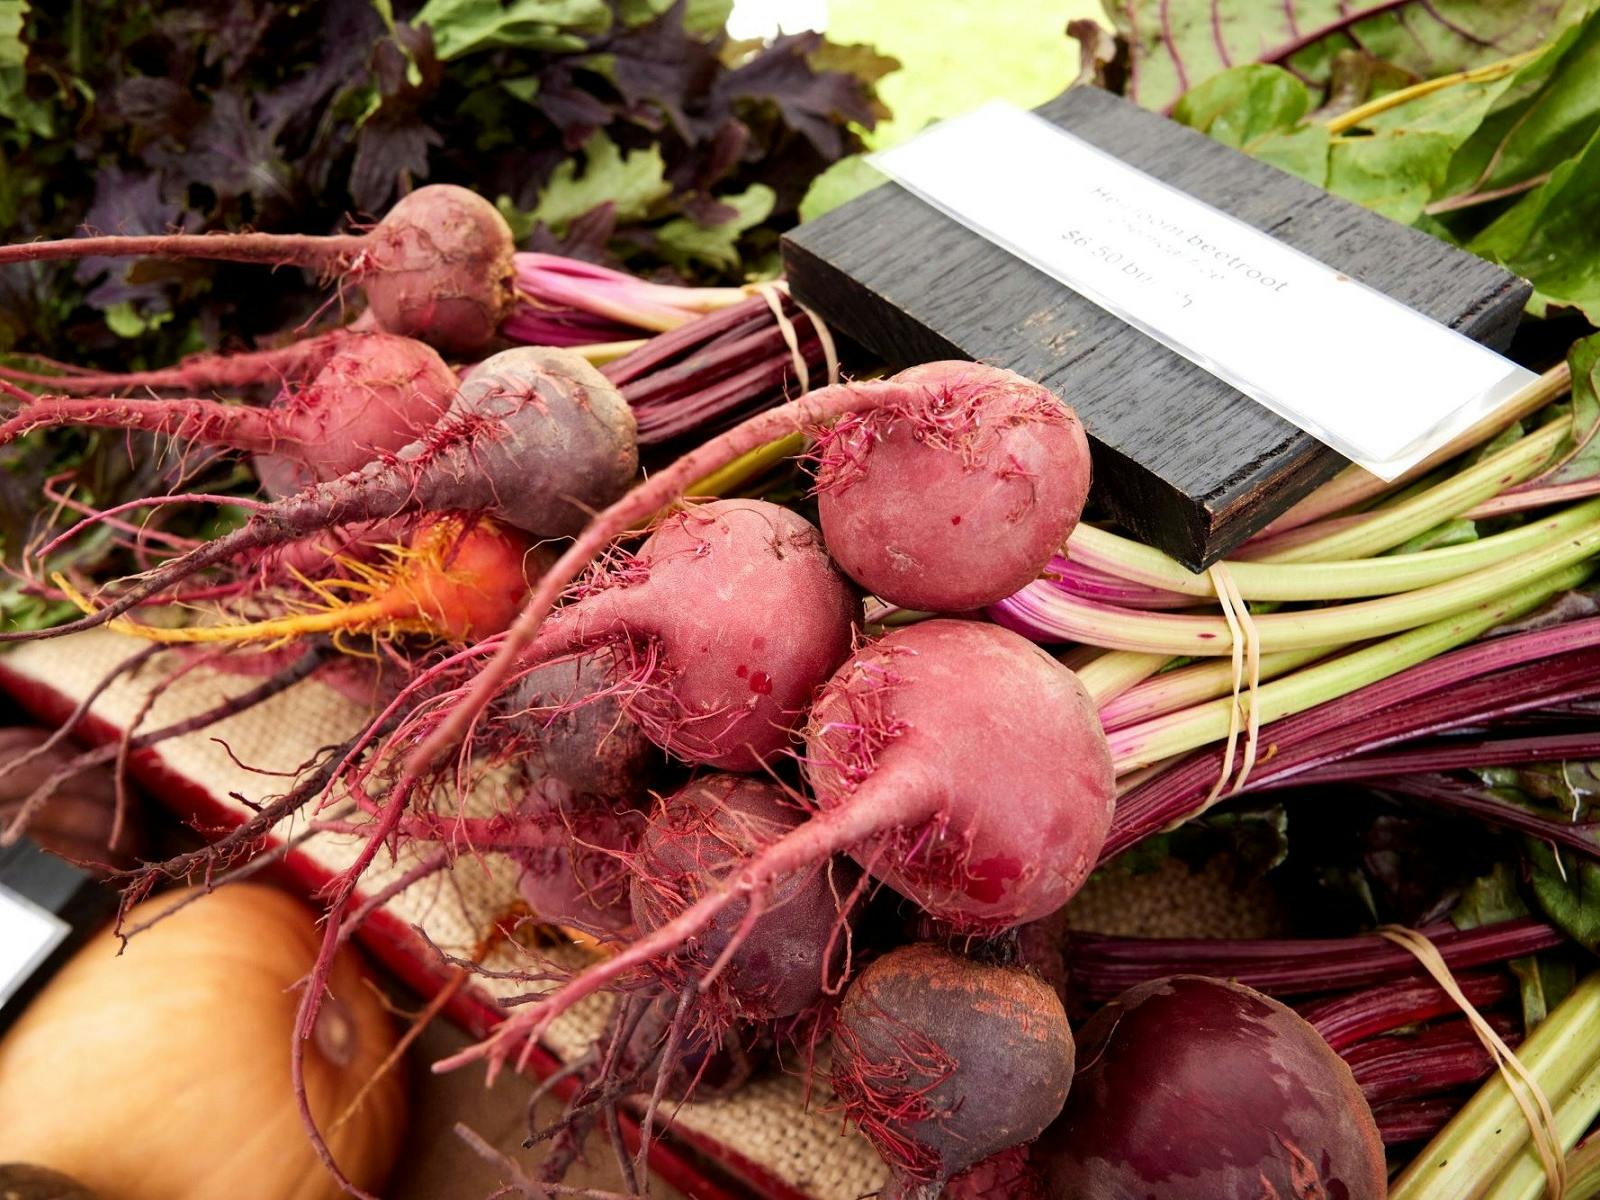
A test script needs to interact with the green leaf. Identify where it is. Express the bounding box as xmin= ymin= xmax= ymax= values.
xmin=655 ymin=184 xmax=776 ymax=272
xmin=618 ymin=0 xmax=732 ymax=37
xmin=1454 ymin=862 xmax=1530 ymax=928
xmin=1435 ymin=10 xmax=1600 ymax=210
xmin=1326 ymin=66 xmax=1512 ymax=223
xmin=1170 ymin=66 xmax=1329 ymax=186
xmin=411 ymin=0 xmax=612 ymax=60
xmin=1544 ymin=331 xmax=1600 ymax=485
xmin=102 ymin=302 xmax=172 ymax=339
xmin=1528 ymin=839 xmax=1600 ymax=951
xmin=1469 ymin=122 xmax=1600 ymax=322
xmin=798 ymin=154 xmax=885 ymax=222
xmin=1509 ymin=954 xmax=1577 ymax=1029
xmin=531 ymin=131 xmax=672 ymax=231
xmin=1107 ymin=0 xmax=1578 ymax=113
